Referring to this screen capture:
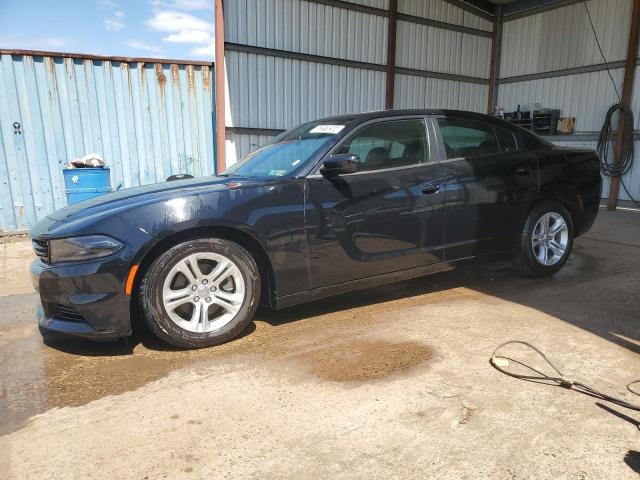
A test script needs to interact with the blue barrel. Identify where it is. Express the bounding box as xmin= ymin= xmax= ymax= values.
xmin=63 ymin=168 xmax=112 ymax=205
